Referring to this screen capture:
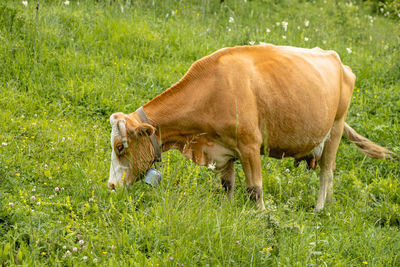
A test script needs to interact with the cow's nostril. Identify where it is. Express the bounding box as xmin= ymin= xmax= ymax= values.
xmin=108 ymin=182 xmax=116 ymax=191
